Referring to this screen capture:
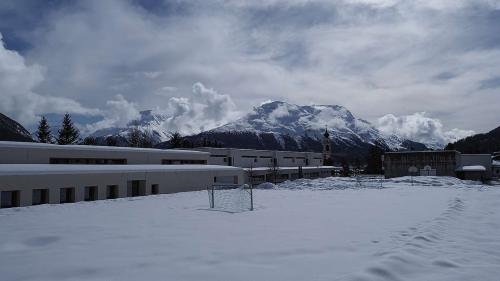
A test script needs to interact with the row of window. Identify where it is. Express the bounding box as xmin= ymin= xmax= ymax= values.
xmin=0 ymin=183 xmax=161 ymax=208
xmin=50 ymin=158 xmax=127 ymax=164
